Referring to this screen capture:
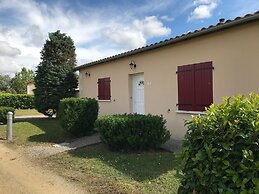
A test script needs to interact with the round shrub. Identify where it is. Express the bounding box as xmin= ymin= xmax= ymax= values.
xmin=0 ymin=107 xmax=15 ymax=124
xmin=178 ymin=94 xmax=259 ymax=193
xmin=58 ymin=98 xmax=99 ymax=137
xmin=96 ymin=114 xmax=170 ymax=151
